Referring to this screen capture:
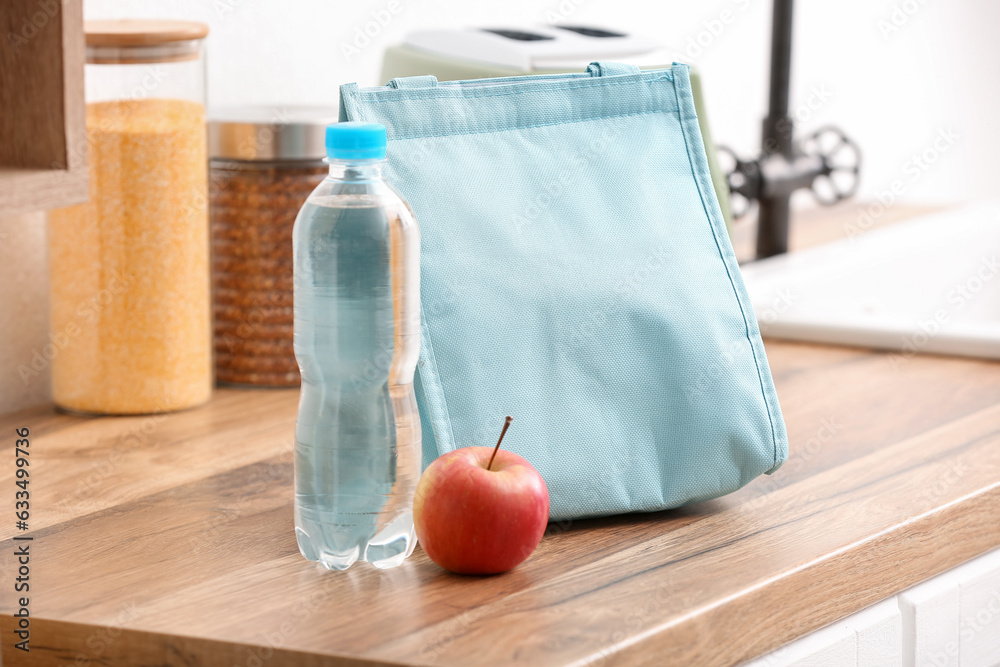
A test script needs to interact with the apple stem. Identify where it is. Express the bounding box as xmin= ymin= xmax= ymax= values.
xmin=487 ymin=416 xmax=514 ymax=471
